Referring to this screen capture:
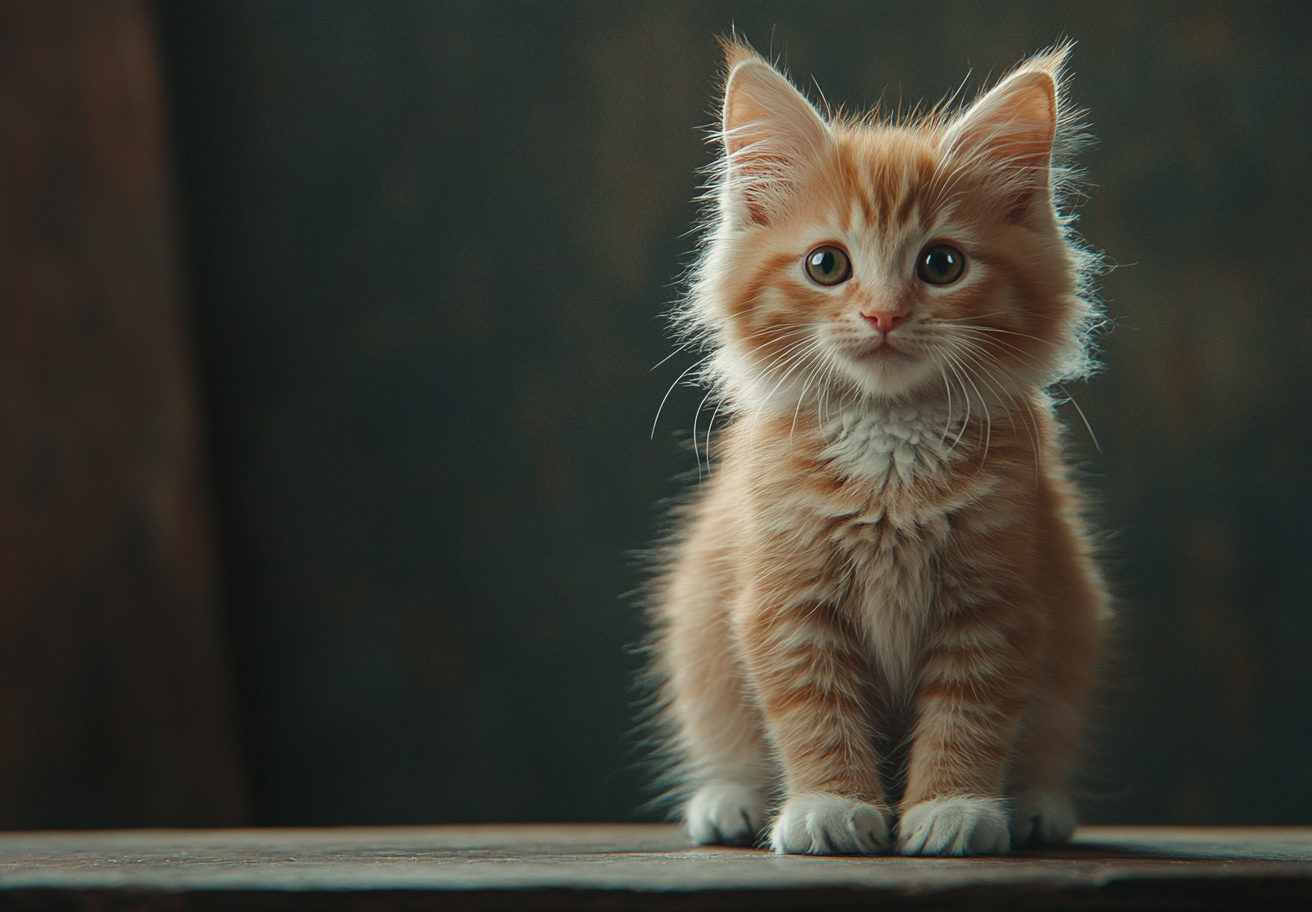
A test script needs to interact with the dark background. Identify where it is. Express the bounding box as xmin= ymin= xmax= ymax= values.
xmin=0 ymin=1 xmax=1308 ymax=829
